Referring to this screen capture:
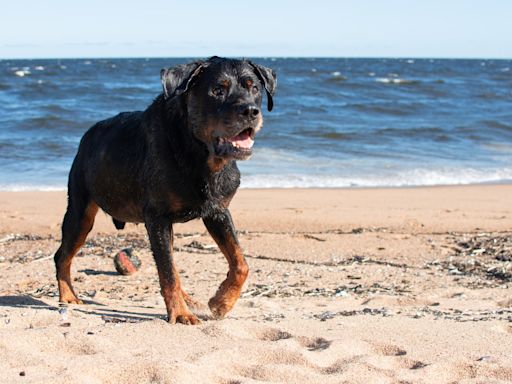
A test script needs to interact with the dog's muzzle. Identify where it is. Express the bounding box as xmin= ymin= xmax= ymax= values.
xmin=214 ymin=127 xmax=255 ymax=160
